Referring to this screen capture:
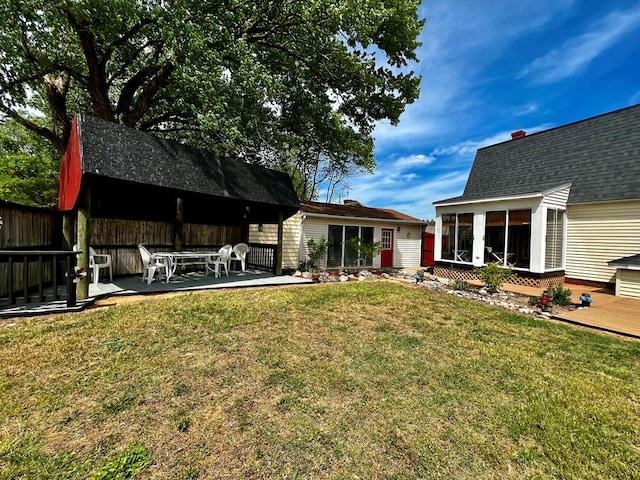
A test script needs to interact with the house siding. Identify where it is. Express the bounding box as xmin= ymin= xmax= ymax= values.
xmin=302 ymin=218 xmax=422 ymax=269
xmin=566 ymin=200 xmax=640 ymax=284
xmin=542 ymin=186 xmax=571 ymax=208
xmin=249 ymin=213 xmax=302 ymax=269
xmin=618 ymin=270 xmax=640 ymax=299
xmin=395 ymin=225 xmax=423 ymax=268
